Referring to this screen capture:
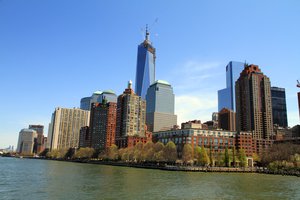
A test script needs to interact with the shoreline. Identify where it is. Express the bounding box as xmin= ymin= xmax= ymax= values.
xmin=9 ymin=156 xmax=299 ymax=177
